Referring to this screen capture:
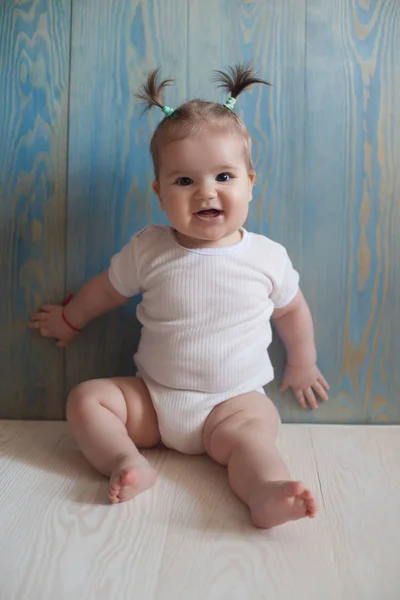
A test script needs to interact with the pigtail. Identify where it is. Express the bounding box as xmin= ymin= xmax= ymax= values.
xmin=213 ymin=64 xmax=271 ymax=99
xmin=135 ymin=68 xmax=174 ymax=112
